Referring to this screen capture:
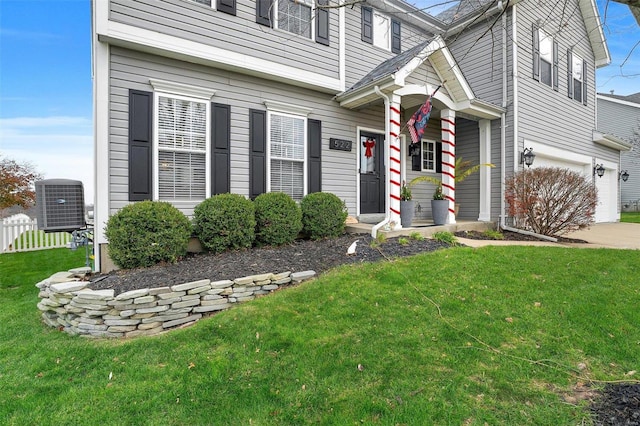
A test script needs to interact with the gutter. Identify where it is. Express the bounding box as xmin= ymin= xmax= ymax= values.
xmin=371 ymin=86 xmax=391 ymax=238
